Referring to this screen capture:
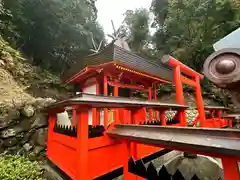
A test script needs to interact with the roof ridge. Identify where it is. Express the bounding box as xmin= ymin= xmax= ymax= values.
xmin=113 ymin=44 xmax=172 ymax=70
